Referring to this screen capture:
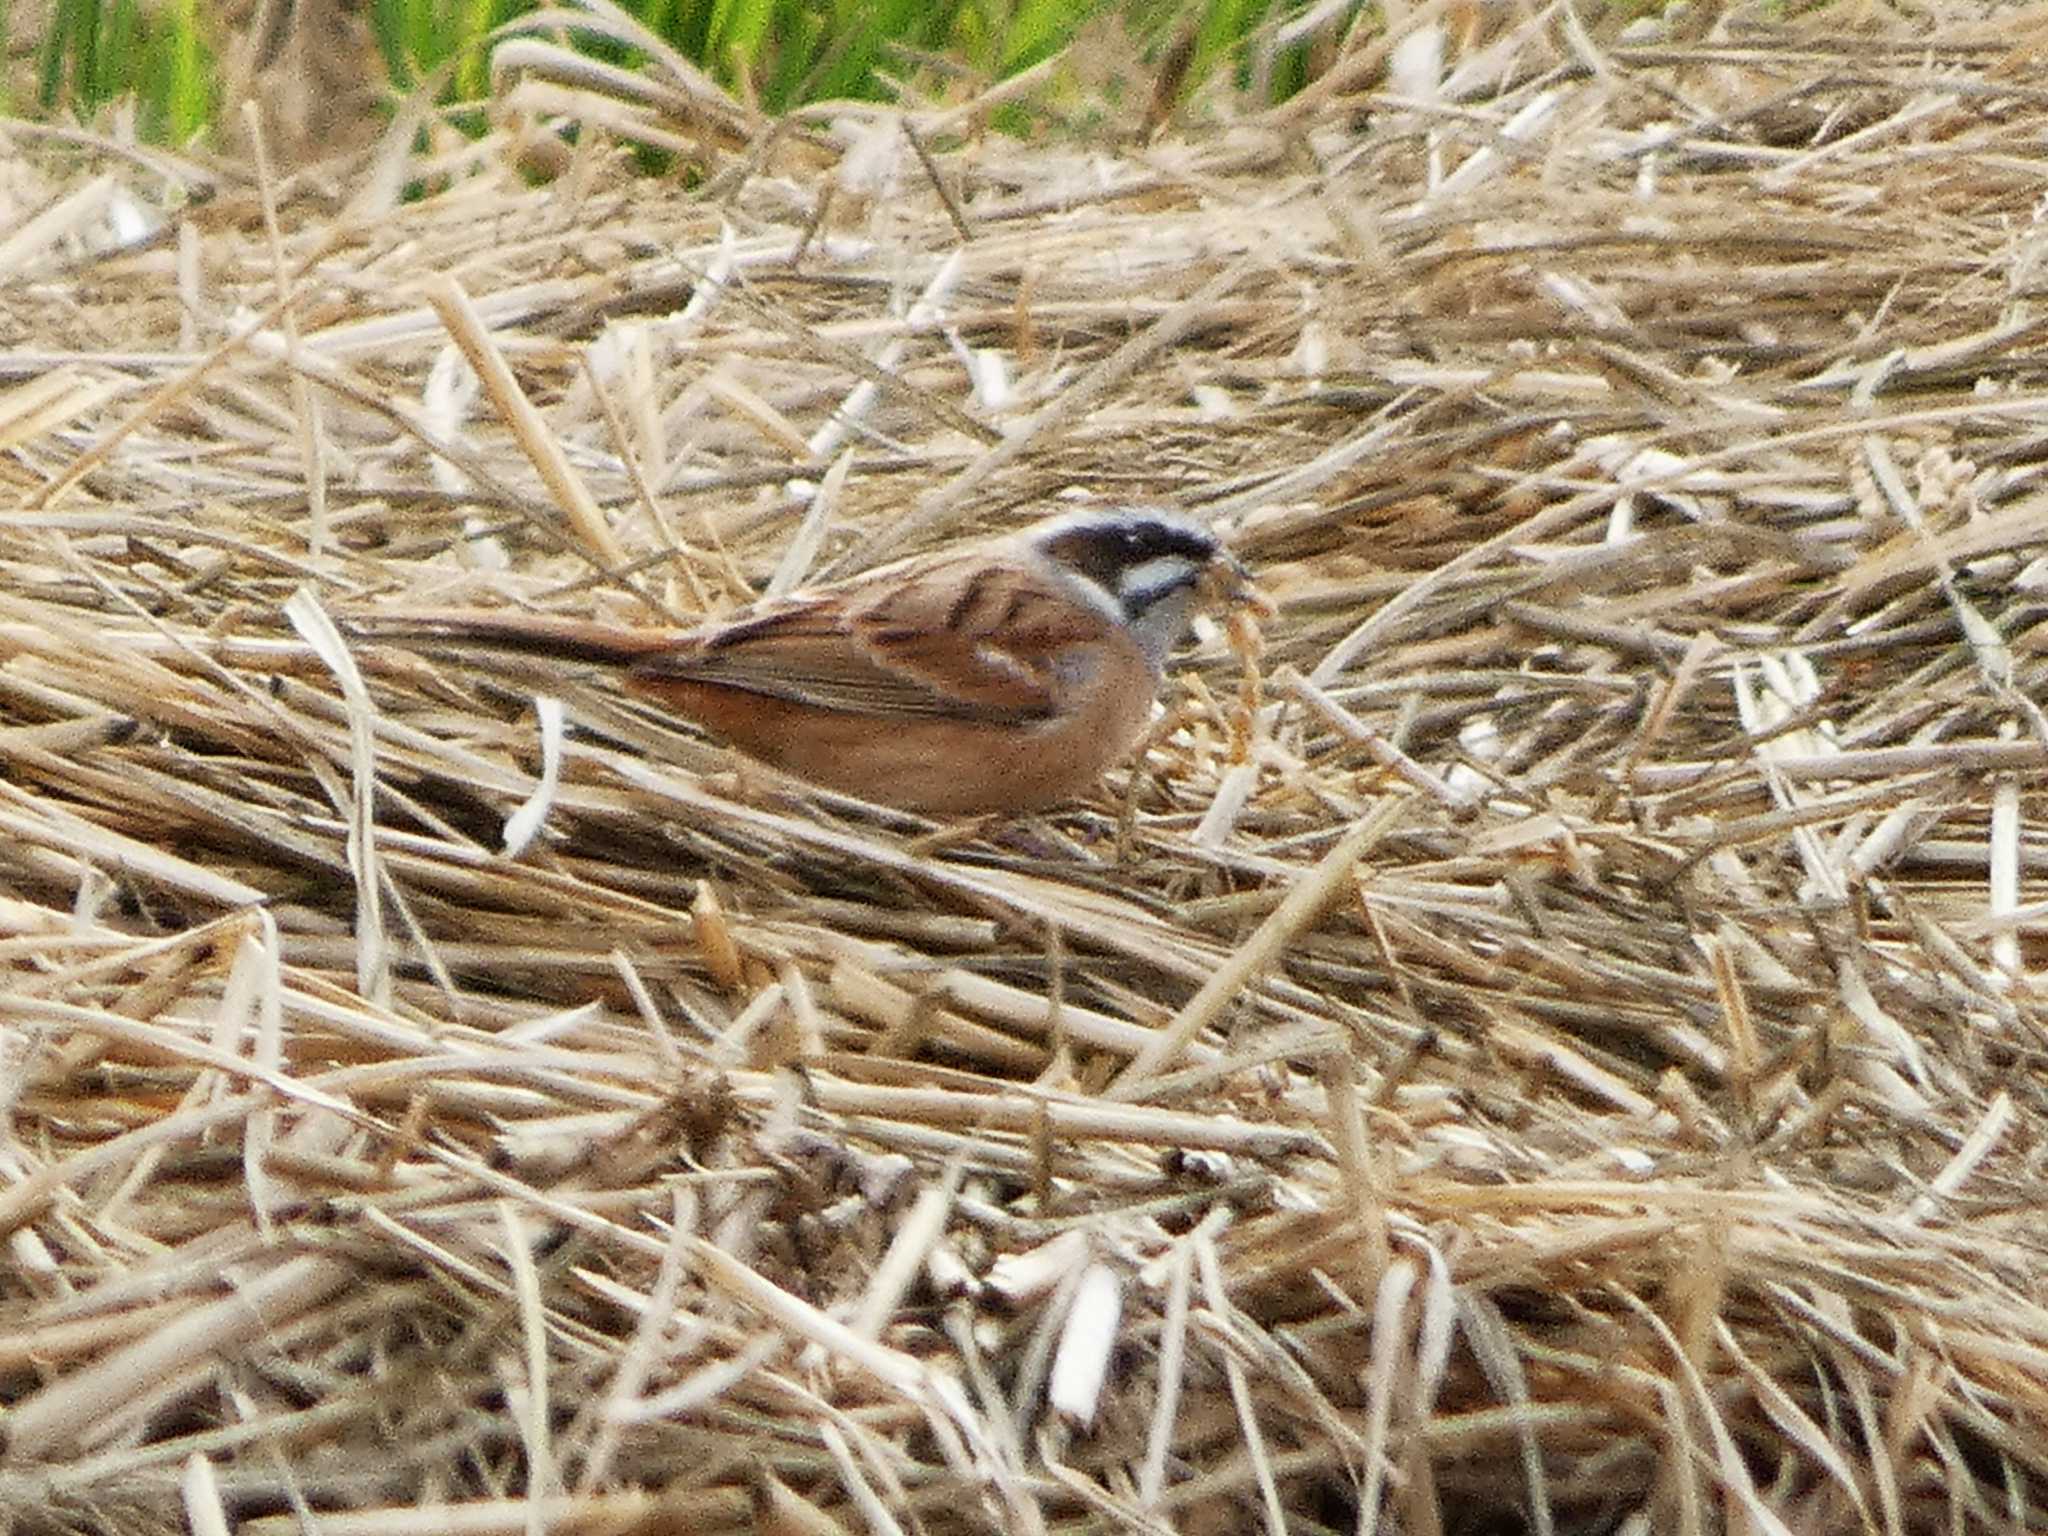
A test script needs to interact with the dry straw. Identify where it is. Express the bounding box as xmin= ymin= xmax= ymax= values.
xmin=6 ymin=6 xmax=2048 ymax=1533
